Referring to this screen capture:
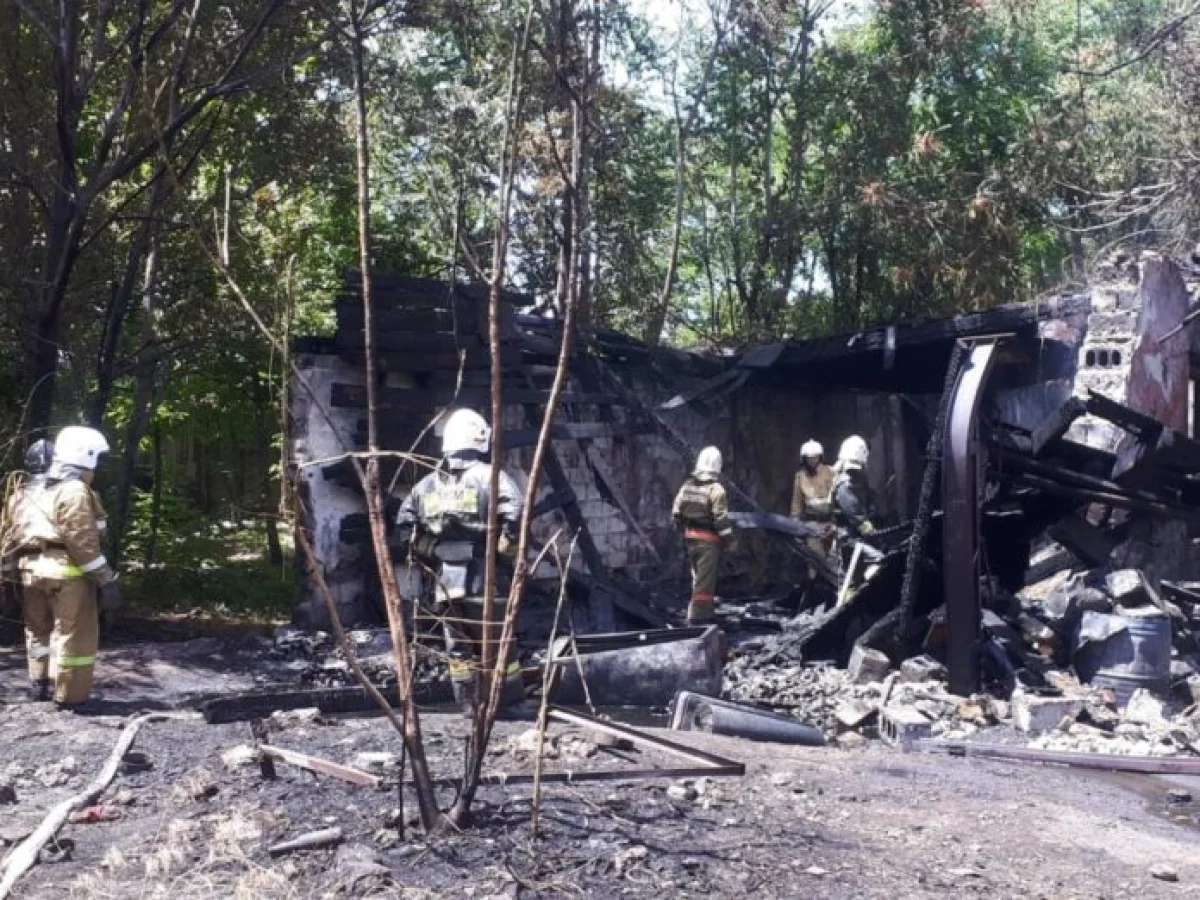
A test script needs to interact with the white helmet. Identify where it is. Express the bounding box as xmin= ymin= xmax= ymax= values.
xmin=800 ymin=439 xmax=823 ymax=459
xmin=441 ymin=408 xmax=491 ymax=457
xmin=694 ymin=446 xmax=722 ymax=477
xmin=54 ymin=426 xmax=110 ymax=470
xmin=837 ymin=435 xmax=869 ymax=470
